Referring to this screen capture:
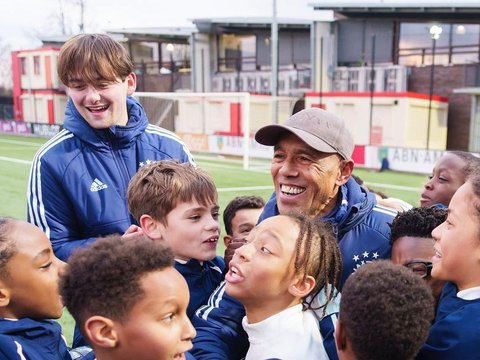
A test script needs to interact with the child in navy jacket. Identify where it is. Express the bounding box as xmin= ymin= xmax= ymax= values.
xmin=60 ymin=235 xmax=196 ymax=360
xmin=127 ymin=160 xmax=224 ymax=319
xmin=417 ymin=162 xmax=480 ymax=359
xmin=0 ymin=217 xmax=93 ymax=360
